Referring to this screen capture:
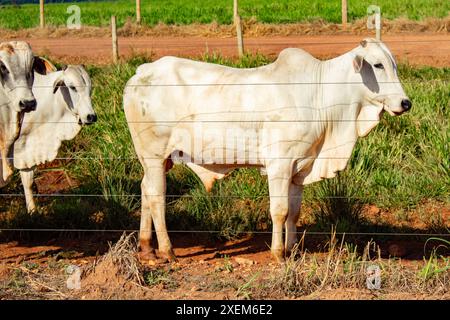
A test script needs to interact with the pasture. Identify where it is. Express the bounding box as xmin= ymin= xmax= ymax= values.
xmin=0 ymin=0 xmax=449 ymax=29
xmin=0 ymin=54 xmax=449 ymax=235
xmin=0 ymin=53 xmax=449 ymax=299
